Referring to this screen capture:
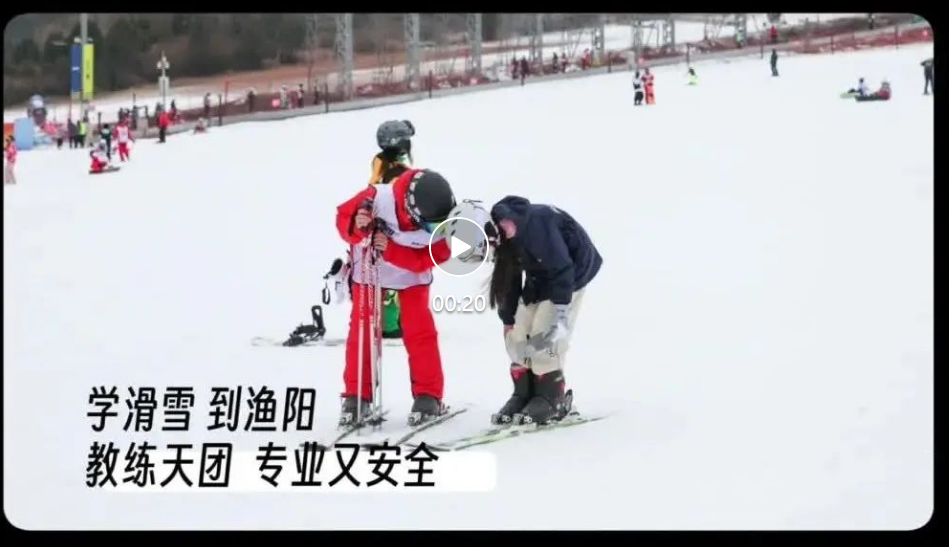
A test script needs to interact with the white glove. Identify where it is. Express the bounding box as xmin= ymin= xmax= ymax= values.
xmin=323 ymin=259 xmax=351 ymax=305
xmin=527 ymin=304 xmax=570 ymax=353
